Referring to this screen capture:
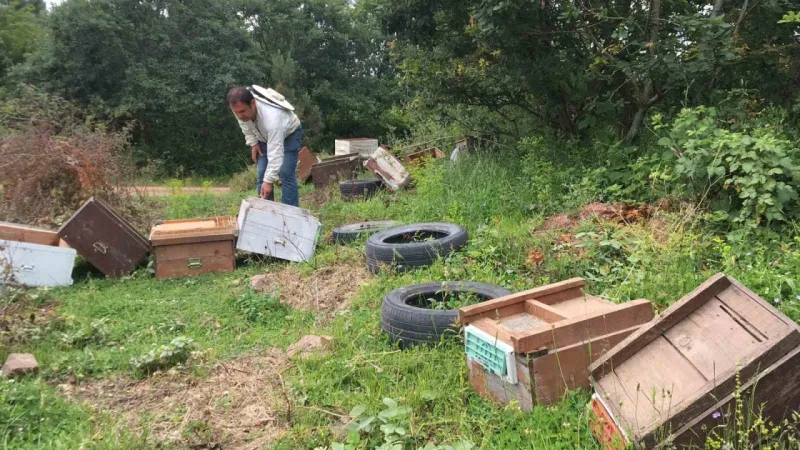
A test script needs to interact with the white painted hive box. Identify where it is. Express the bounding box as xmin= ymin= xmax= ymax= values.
xmin=236 ymin=197 xmax=322 ymax=263
xmin=335 ymin=138 xmax=379 ymax=157
xmin=0 ymin=239 xmax=76 ymax=287
xmin=364 ymin=146 xmax=411 ymax=191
